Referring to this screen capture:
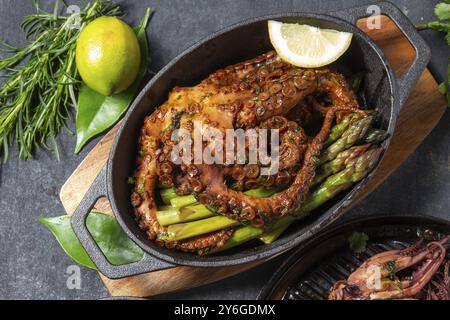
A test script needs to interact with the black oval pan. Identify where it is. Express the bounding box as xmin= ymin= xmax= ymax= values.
xmin=70 ymin=2 xmax=431 ymax=279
